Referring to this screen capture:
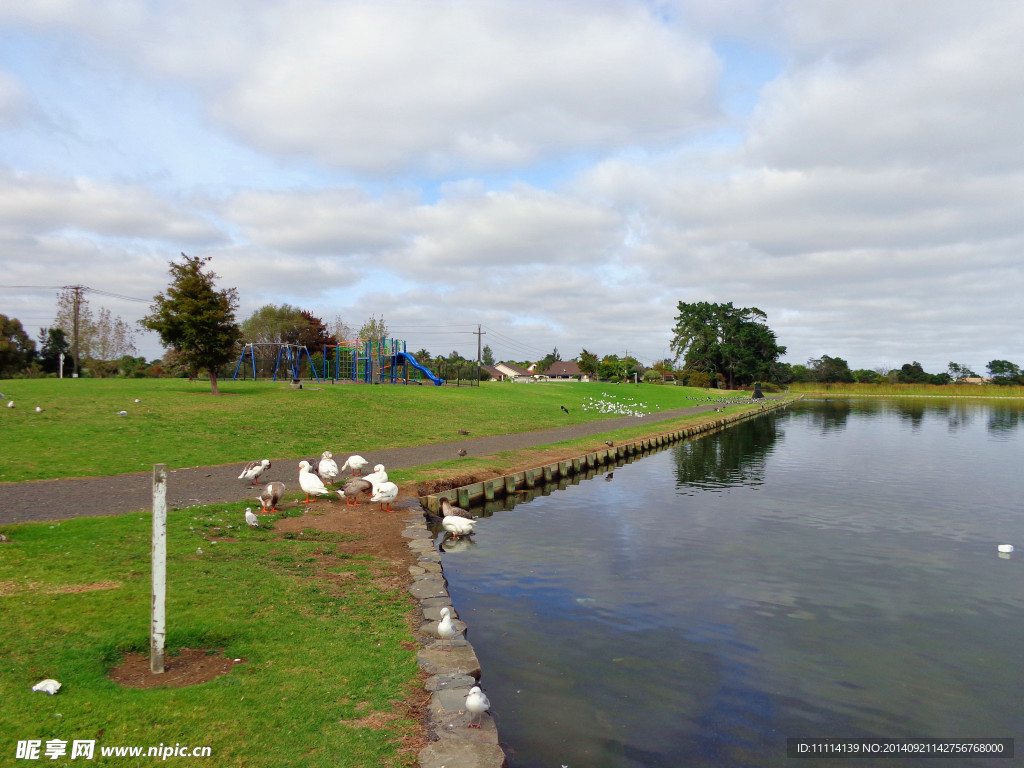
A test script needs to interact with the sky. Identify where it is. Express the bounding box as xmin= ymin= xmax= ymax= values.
xmin=0 ymin=0 xmax=1021 ymax=375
